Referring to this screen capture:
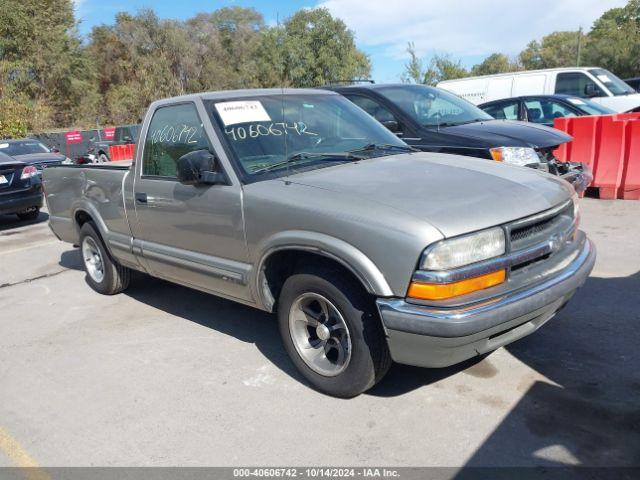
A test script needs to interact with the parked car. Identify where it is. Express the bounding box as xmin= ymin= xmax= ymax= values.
xmin=438 ymin=67 xmax=640 ymax=113
xmin=479 ymin=95 xmax=616 ymax=127
xmin=44 ymin=89 xmax=595 ymax=397
xmin=93 ymin=124 xmax=141 ymax=163
xmin=624 ymin=77 xmax=640 ymax=92
xmin=0 ymin=151 xmax=43 ymax=220
xmin=0 ymin=139 xmax=69 ymax=172
xmin=325 ymin=83 xmax=591 ymax=193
